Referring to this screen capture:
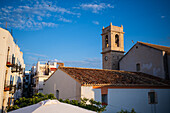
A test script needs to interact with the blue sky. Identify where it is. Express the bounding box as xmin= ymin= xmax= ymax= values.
xmin=0 ymin=0 xmax=170 ymax=70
